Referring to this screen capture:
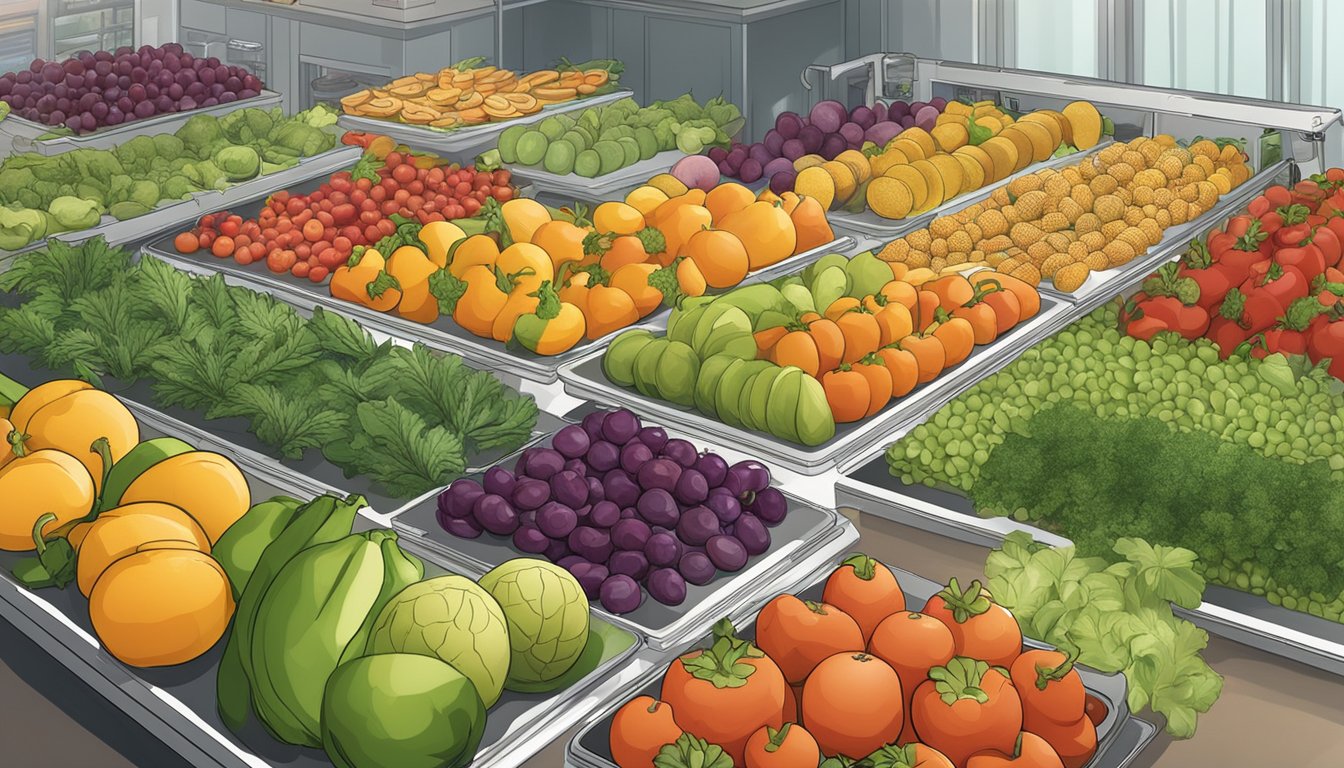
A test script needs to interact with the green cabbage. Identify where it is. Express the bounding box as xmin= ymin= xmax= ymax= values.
xmin=478 ymin=559 xmax=590 ymax=687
